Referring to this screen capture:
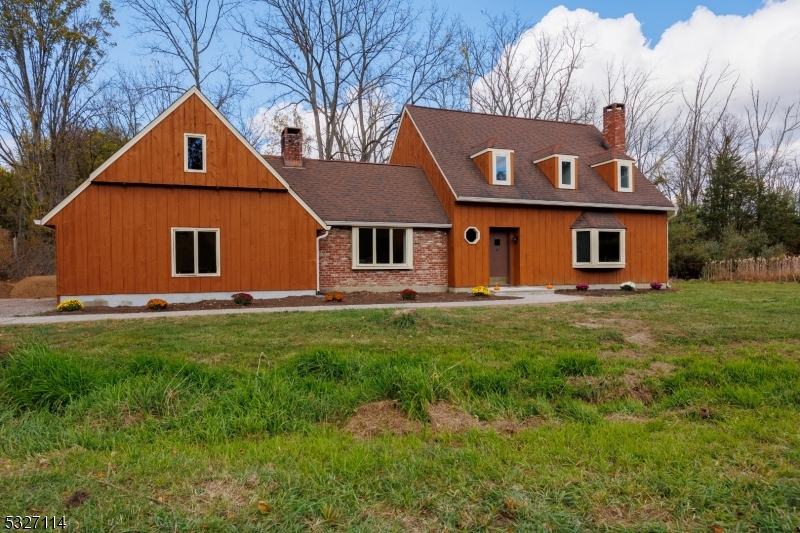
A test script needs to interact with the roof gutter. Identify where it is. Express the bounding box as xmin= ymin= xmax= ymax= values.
xmin=324 ymin=221 xmax=452 ymax=229
xmin=456 ymin=196 xmax=677 ymax=212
